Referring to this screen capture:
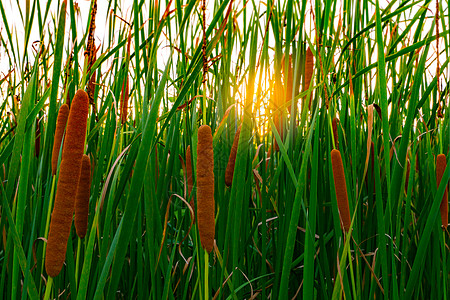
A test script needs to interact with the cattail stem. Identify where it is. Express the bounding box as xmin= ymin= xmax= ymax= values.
xmin=75 ymin=155 xmax=91 ymax=239
xmin=197 ymin=125 xmax=215 ymax=253
xmin=331 ymin=149 xmax=351 ymax=232
xmin=46 ymin=89 xmax=89 ymax=277
xmin=436 ymin=154 xmax=448 ymax=229
xmin=51 ymin=104 xmax=69 ymax=175
xmin=225 ymin=124 xmax=242 ymax=187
